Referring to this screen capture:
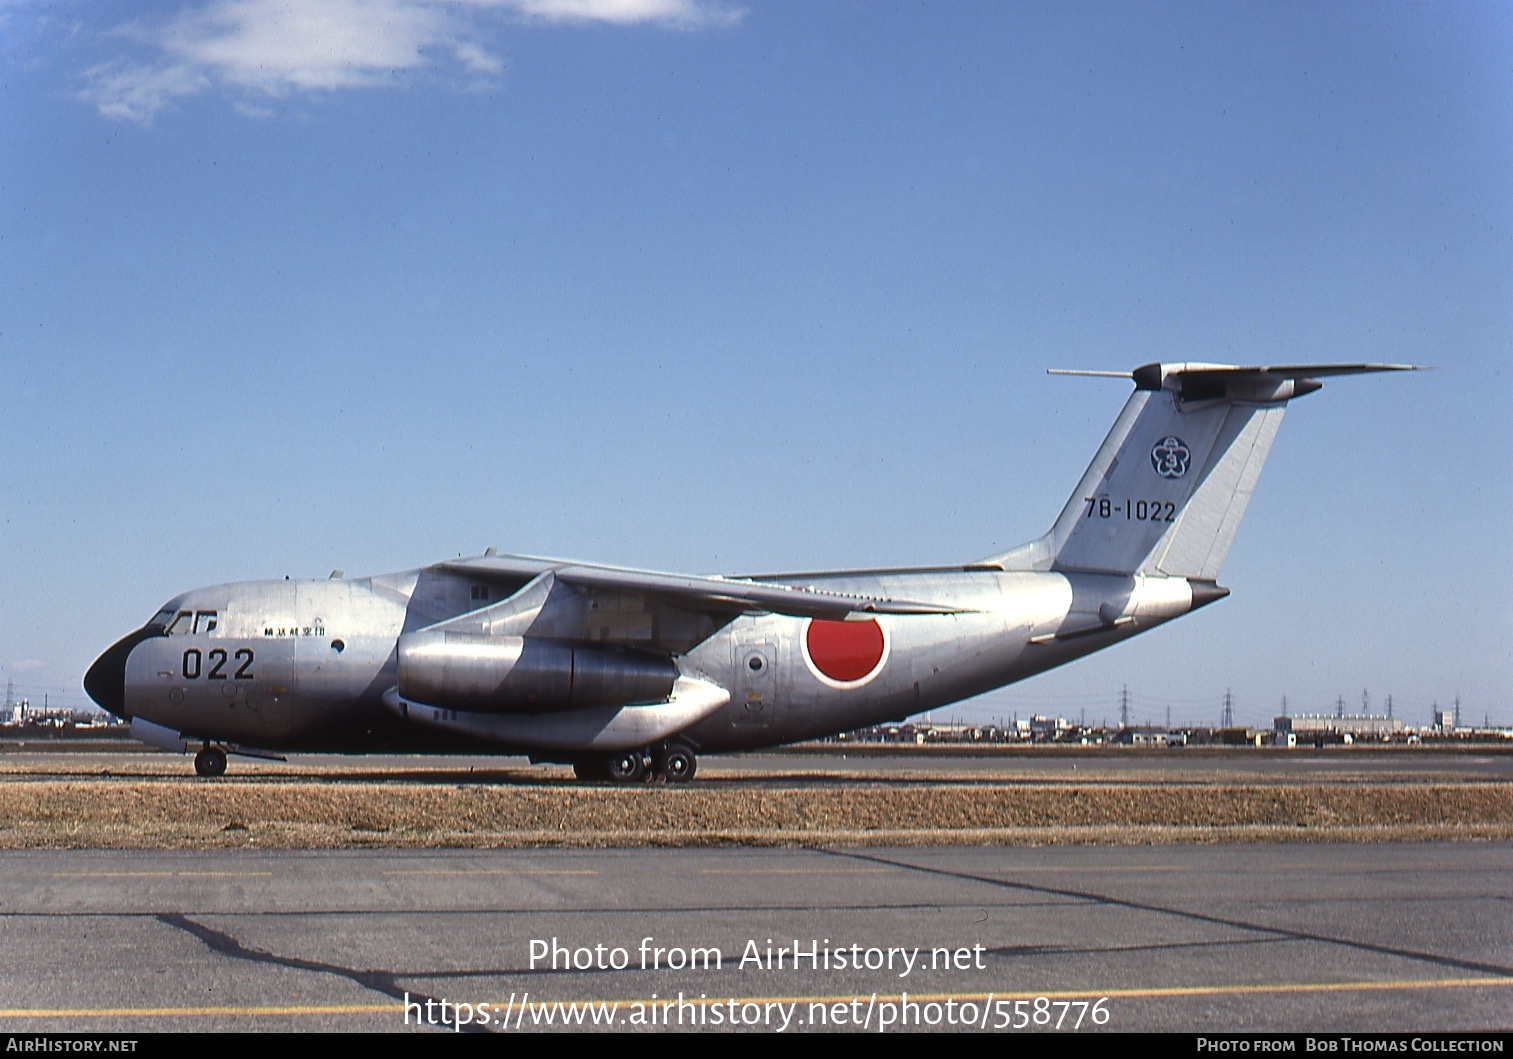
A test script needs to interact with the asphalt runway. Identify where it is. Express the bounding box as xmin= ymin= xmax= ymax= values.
xmin=2 ymin=842 xmax=1508 ymax=1033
